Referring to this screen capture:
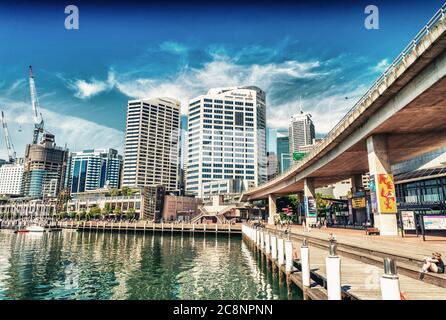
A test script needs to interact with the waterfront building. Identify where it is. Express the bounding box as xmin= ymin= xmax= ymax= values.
xmin=201 ymin=178 xmax=255 ymax=202
xmin=393 ymin=146 xmax=446 ymax=213
xmin=0 ymin=198 xmax=57 ymax=218
xmin=276 ymin=131 xmax=291 ymax=174
xmin=0 ymin=159 xmax=24 ymax=196
xmin=185 ymin=86 xmax=267 ymax=197
xmin=289 ymin=111 xmax=315 ymax=158
xmin=161 ymin=195 xmax=201 ymax=222
xmin=66 ymin=148 xmax=122 ymax=194
xmin=122 ymin=98 xmax=180 ymax=192
xmin=23 ymin=133 xmax=69 ymax=198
